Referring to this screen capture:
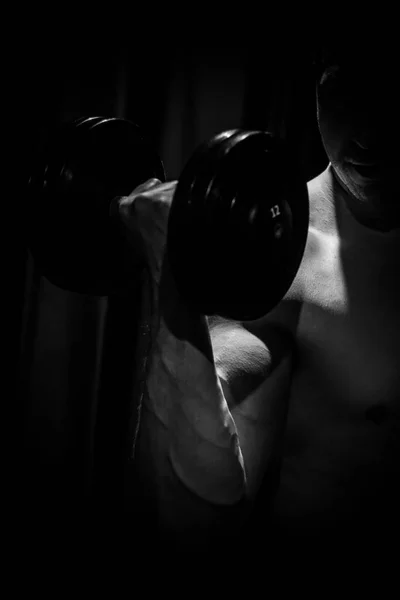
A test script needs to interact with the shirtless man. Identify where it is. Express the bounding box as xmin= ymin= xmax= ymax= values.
xmin=268 ymin=44 xmax=400 ymax=548
xmin=114 ymin=41 xmax=400 ymax=553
